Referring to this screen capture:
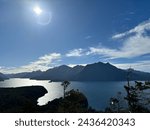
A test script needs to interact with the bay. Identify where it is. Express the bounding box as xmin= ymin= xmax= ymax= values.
xmin=0 ymin=78 xmax=128 ymax=110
